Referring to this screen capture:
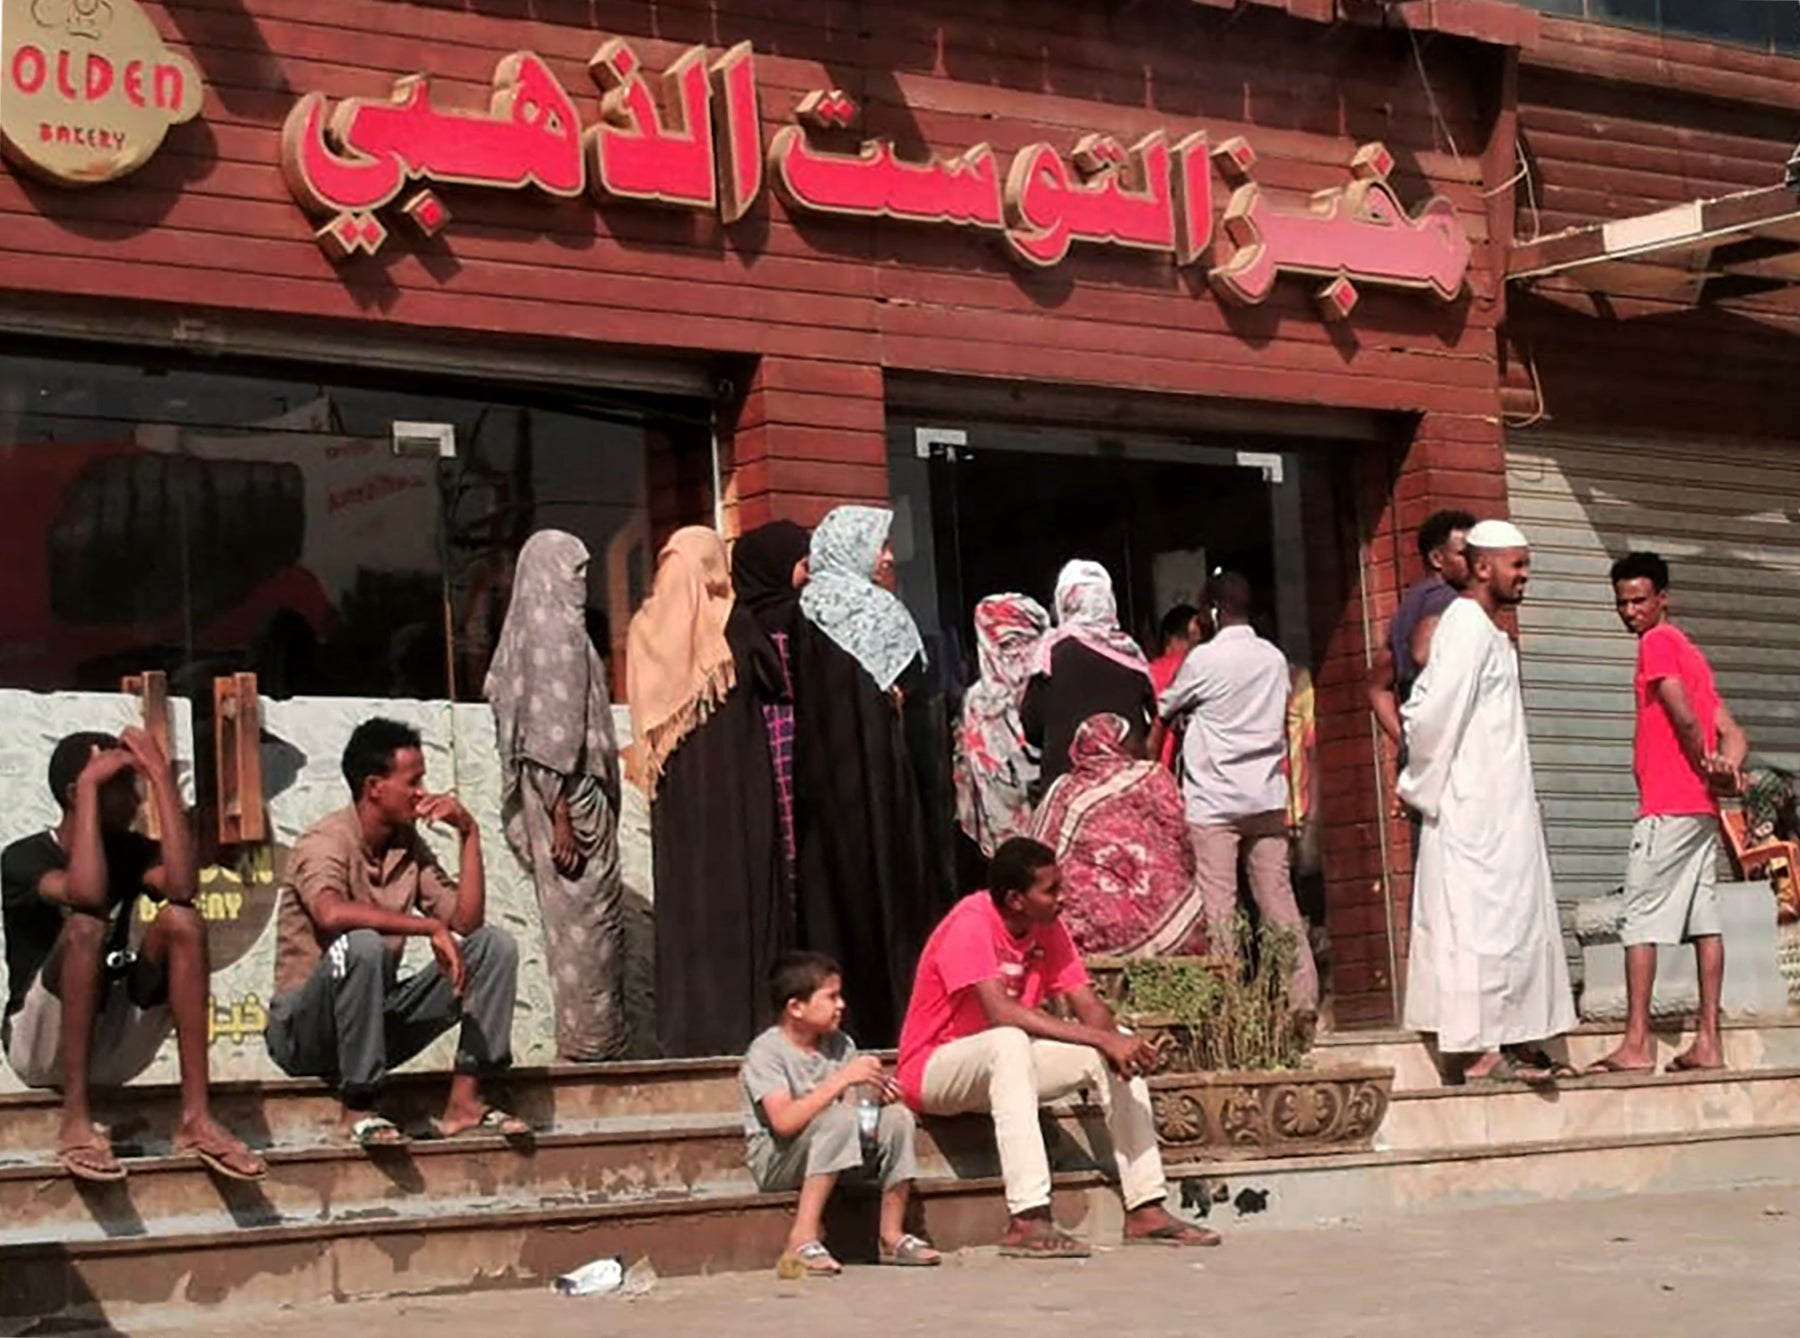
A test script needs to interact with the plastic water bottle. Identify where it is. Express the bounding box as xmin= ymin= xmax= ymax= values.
xmin=852 ymin=1082 xmax=881 ymax=1154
